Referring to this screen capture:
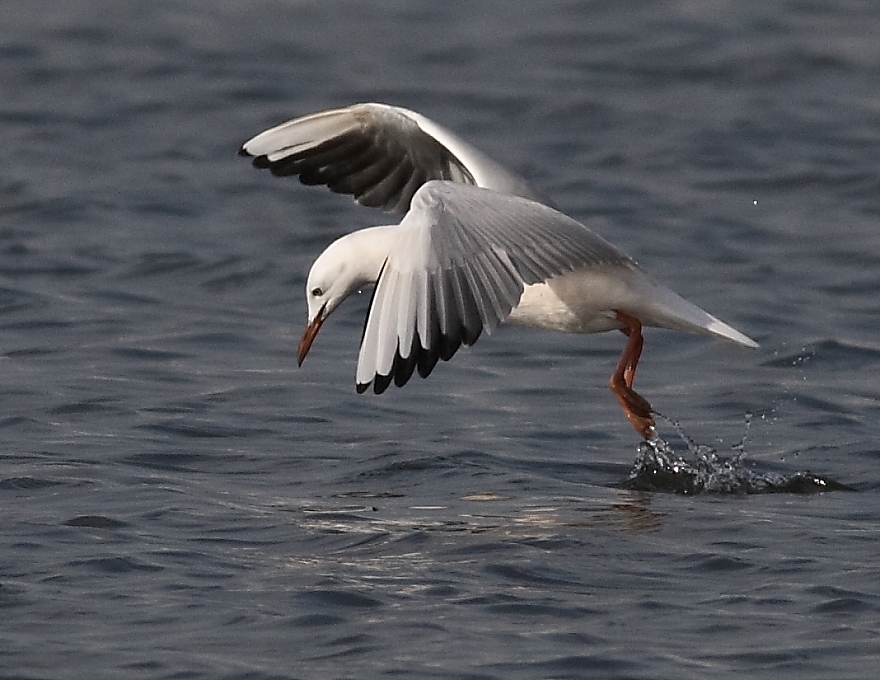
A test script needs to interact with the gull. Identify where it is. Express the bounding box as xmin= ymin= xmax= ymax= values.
xmin=240 ymin=103 xmax=757 ymax=438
